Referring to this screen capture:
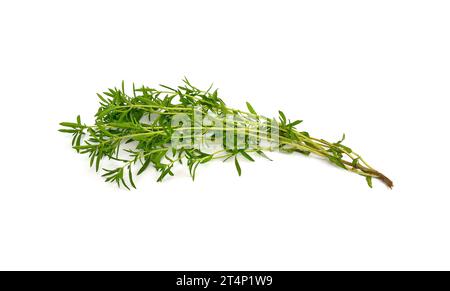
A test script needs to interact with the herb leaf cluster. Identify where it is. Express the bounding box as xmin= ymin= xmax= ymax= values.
xmin=59 ymin=78 xmax=393 ymax=189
